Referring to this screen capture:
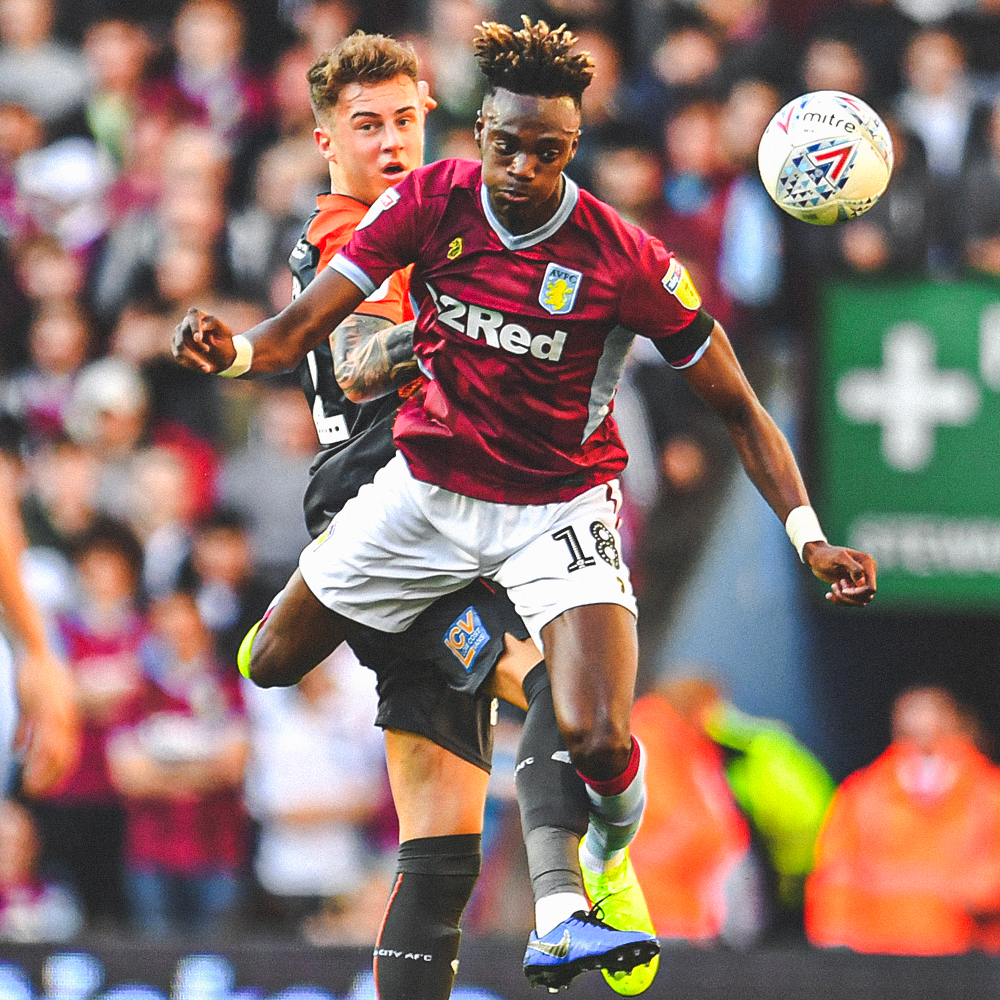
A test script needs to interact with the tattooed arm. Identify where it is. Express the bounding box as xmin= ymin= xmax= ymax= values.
xmin=332 ymin=312 xmax=419 ymax=403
